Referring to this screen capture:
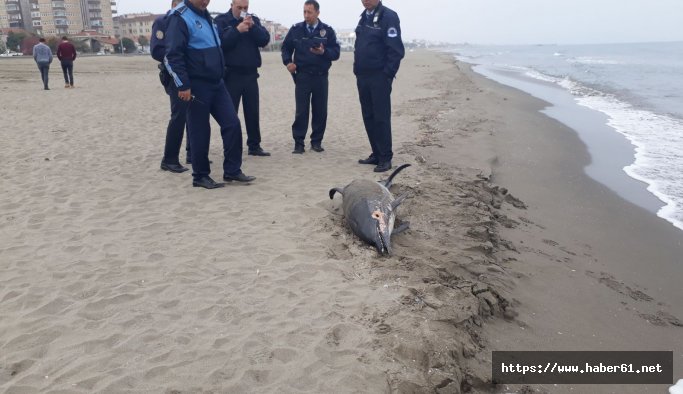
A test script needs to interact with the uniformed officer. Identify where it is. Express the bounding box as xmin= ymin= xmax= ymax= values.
xmin=165 ymin=0 xmax=255 ymax=189
xmin=151 ymin=0 xmax=190 ymax=173
xmin=215 ymin=0 xmax=271 ymax=157
xmin=281 ymin=0 xmax=340 ymax=154
xmin=354 ymin=0 xmax=405 ymax=173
